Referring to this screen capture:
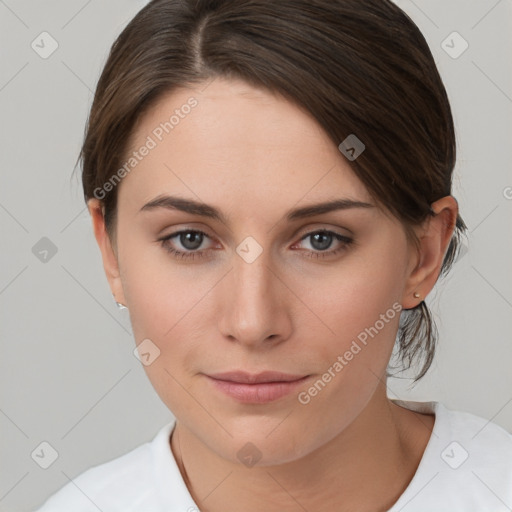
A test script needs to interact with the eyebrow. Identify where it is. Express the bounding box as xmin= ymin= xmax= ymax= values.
xmin=139 ymin=194 xmax=374 ymax=223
